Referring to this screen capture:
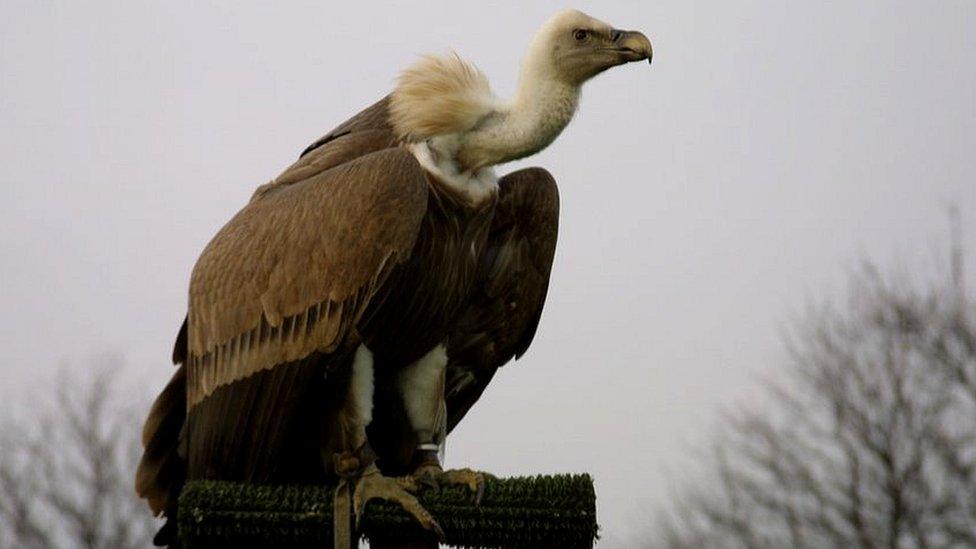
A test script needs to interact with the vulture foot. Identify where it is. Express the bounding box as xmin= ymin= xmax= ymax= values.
xmin=412 ymin=465 xmax=489 ymax=504
xmin=353 ymin=464 xmax=445 ymax=539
